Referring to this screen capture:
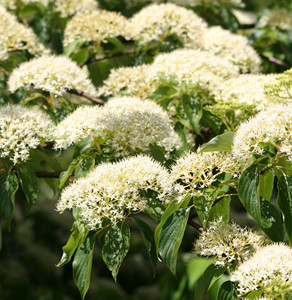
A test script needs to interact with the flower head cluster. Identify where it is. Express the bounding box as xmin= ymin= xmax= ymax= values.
xmin=201 ymin=26 xmax=261 ymax=73
xmin=97 ymin=64 xmax=155 ymax=98
xmin=64 ymin=10 xmax=128 ymax=46
xmin=215 ymin=74 xmax=279 ymax=109
xmin=0 ymin=105 xmax=54 ymax=164
xmin=170 ymin=151 xmax=238 ymax=200
xmin=54 ymin=97 xmax=181 ymax=157
xmin=0 ymin=6 xmax=47 ymax=61
xmin=262 ymin=277 xmax=292 ymax=300
xmin=231 ymin=243 xmax=292 ymax=296
xmin=57 ymin=155 xmax=172 ymax=229
xmin=258 ymin=8 xmax=292 ymax=30
xmin=194 ymin=219 xmax=269 ymax=266
xmin=232 ymin=104 xmax=292 ymax=163
xmin=127 ymin=3 xmax=207 ymax=48
xmin=54 ymin=0 xmax=98 ymax=17
xmin=8 ymin=55 xmax=97 ymax=97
